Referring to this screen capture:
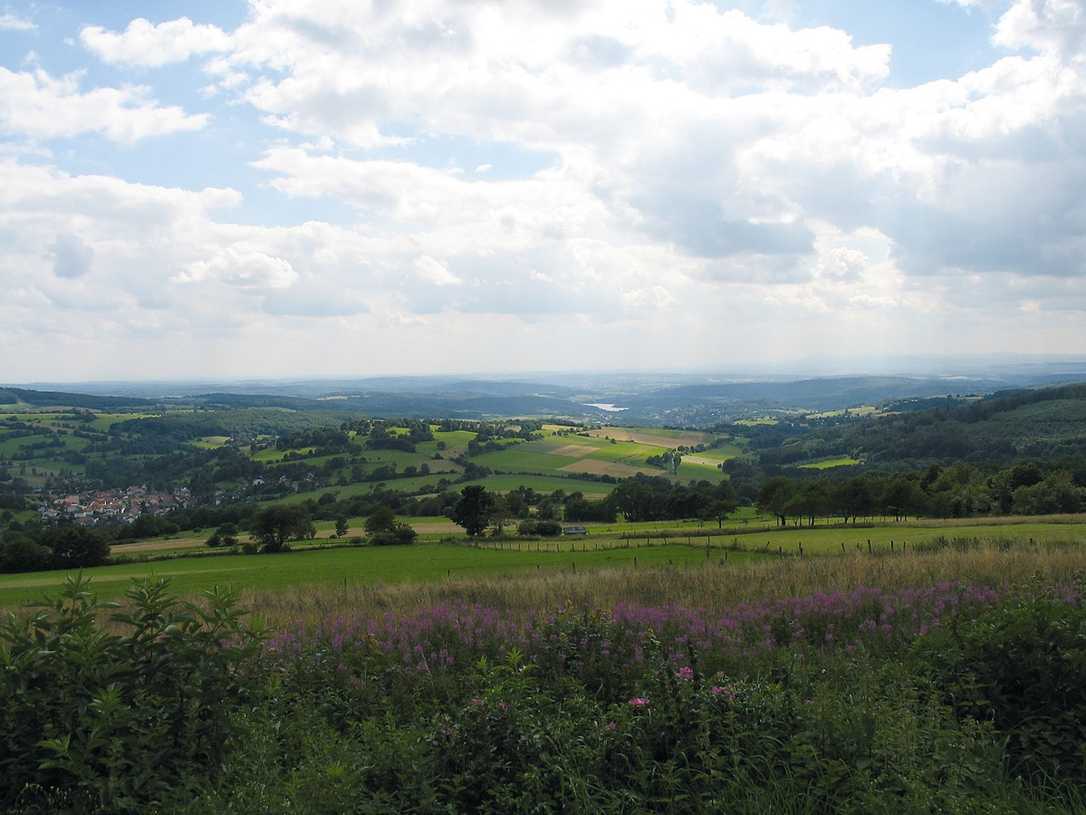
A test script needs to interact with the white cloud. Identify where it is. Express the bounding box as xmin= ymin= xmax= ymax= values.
xmin=415 ymin=255 xmax=461 ymax=287
xmin=0 ymin=12 xmax=34 ymax=31
xmin=0 ymin=67 xmax=209 ymax=142
xmin=2 ymin=0 xmax=1086 ymax=378
xmin=184 ymin=248 xmax=299 ymax=291
xmin=994 ymin=0 xmax=1086 ymax=58
xmin=80 ymin=17 xmax=232 ymax=68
